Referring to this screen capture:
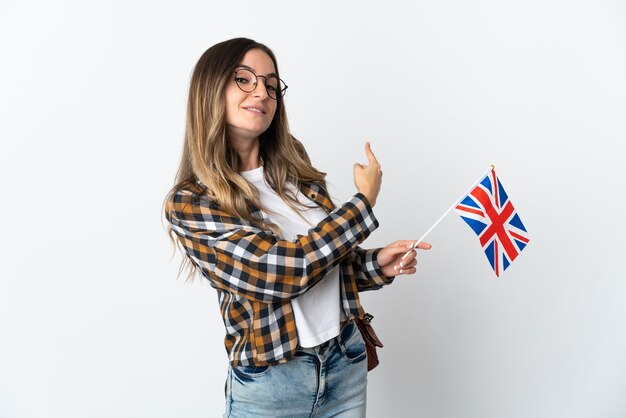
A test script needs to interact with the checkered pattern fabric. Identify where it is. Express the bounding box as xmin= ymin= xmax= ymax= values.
xmin=165 ymin=180 xmax=394 ymax=366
